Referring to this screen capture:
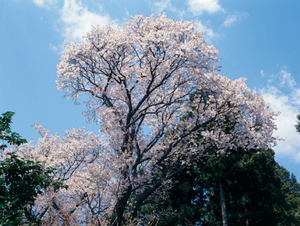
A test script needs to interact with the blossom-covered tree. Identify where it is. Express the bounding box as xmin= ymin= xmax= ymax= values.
xmin=12 ymin=125 xmax=112 ymax=225
xmin=14 ymin=14 xmax=278 ymax=225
